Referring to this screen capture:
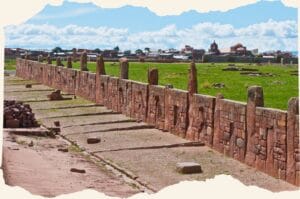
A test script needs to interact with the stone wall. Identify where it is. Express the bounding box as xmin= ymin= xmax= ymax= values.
xmin=213 ymin=99 xmax=247 ymax=162
xmin=186 ymin=94 xmax=215 ymax=146
xmin=147 ymin=85 xmax=165 ymax=130
xmin=15 ymin=58 xmax=299 ymax=186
